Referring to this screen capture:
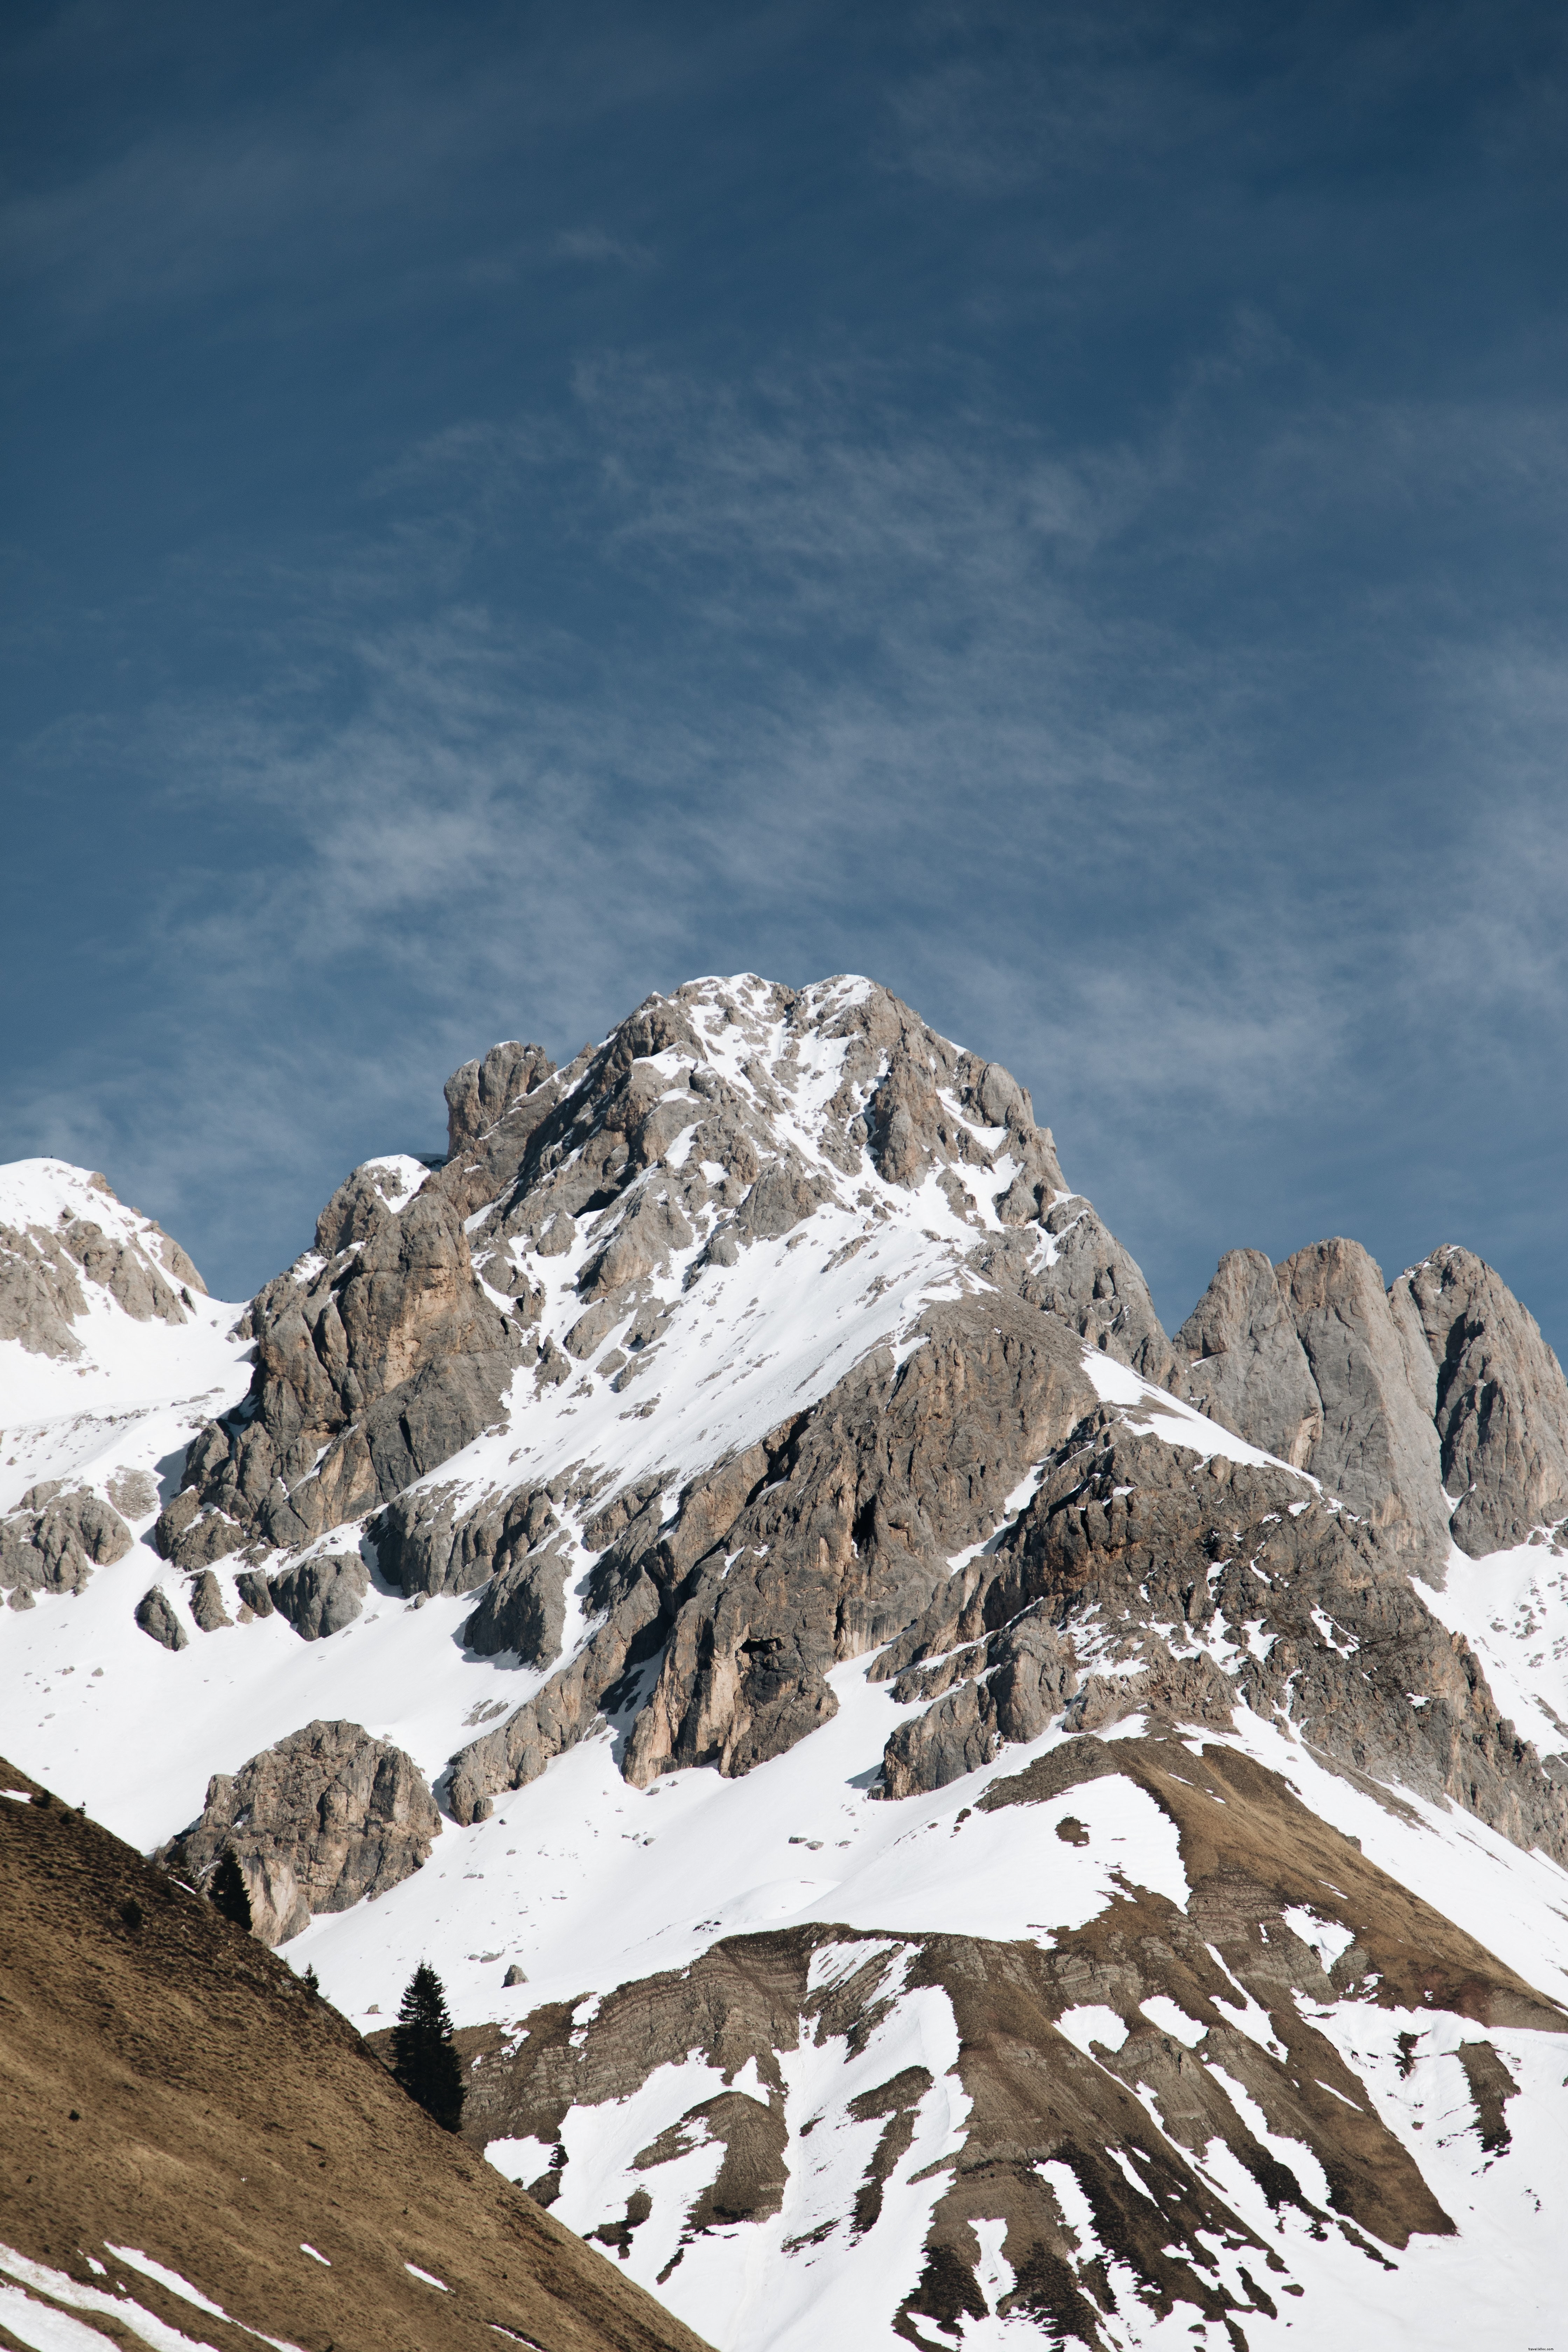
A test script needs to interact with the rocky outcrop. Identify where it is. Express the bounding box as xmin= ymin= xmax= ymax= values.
xmin=880 ymin=1606 xmax=1080 ymax=1797
xmin=373 ymin=1480 xmax=568 ymax=1633
xmin=1023 ymin=1202 xmax=1175 ymax=1382
xmin=462 ymin=1545 xmax=570 ymax=1663
xmin=164 ymin=1169 xmax=527 ymax=1564
xmin=188 ymin=1569 xmax=233 ymax=1631
xmin=447 ymin=1293 xmax=1099 ymax=1820
xmin=268 ymin=1552 xmax=369 ymax=1640
xmin=1391 ymin=1245 xmax=1568 ymax=1556
xmin=160 ymin=1720 xmax=440 ymax=1945
xmin=0 ymin=1173 xmax=204 ymax=1359
xmin=134 ymin=1585 xmax=187 ymax=1650
xmin=0 ymin=1222 xmax=88 ymax=1358
xmin=1174 ymin=1247 xmax=1324 ymax=1466
xmin=1177 ymin=1237 xmax=1450 ymax=1573
xmin=1279 ymin=1238 xmax=1449 ymax=1566
xmin=0 ymin=1483 xmax=133 ymax=1600
xmin=873 ymin=1404 xmax=1568 ymax=1863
